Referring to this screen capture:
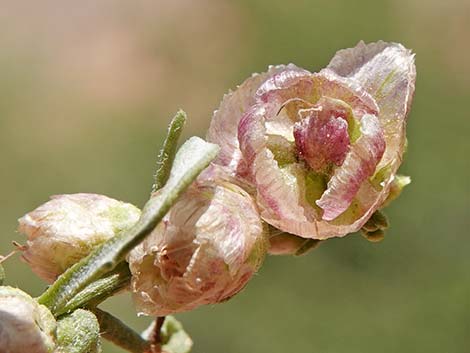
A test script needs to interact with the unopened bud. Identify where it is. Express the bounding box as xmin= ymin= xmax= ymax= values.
xmin=129 ymin=172 xmax=268 ymax=316
xmin=18 ymin=193 xmax=140 ymax=283
xmin=55 ymin=309 xmax=101 ymax=353
xmin=362 ymin=210 xmax=389 ymax=233
xmin=0 ymin=286 xmax=56 ymax=353
xmin=361 ymin=229 xmax=385 ymax=243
